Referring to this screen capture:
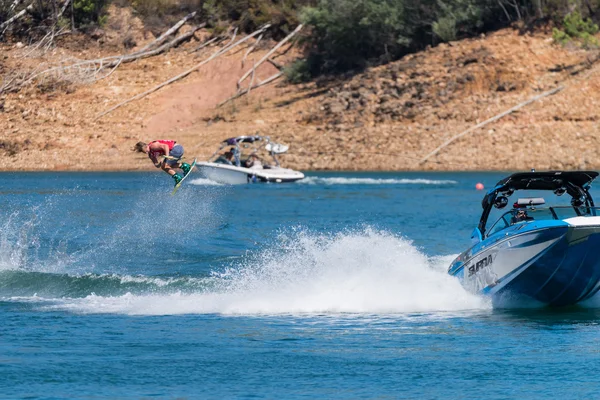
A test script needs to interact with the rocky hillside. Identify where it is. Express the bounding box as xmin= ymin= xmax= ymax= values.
xmin=1 ymin=11 xmax=599 ymax=171
xmin=298 ymin=29 xmax=600 ymax=170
